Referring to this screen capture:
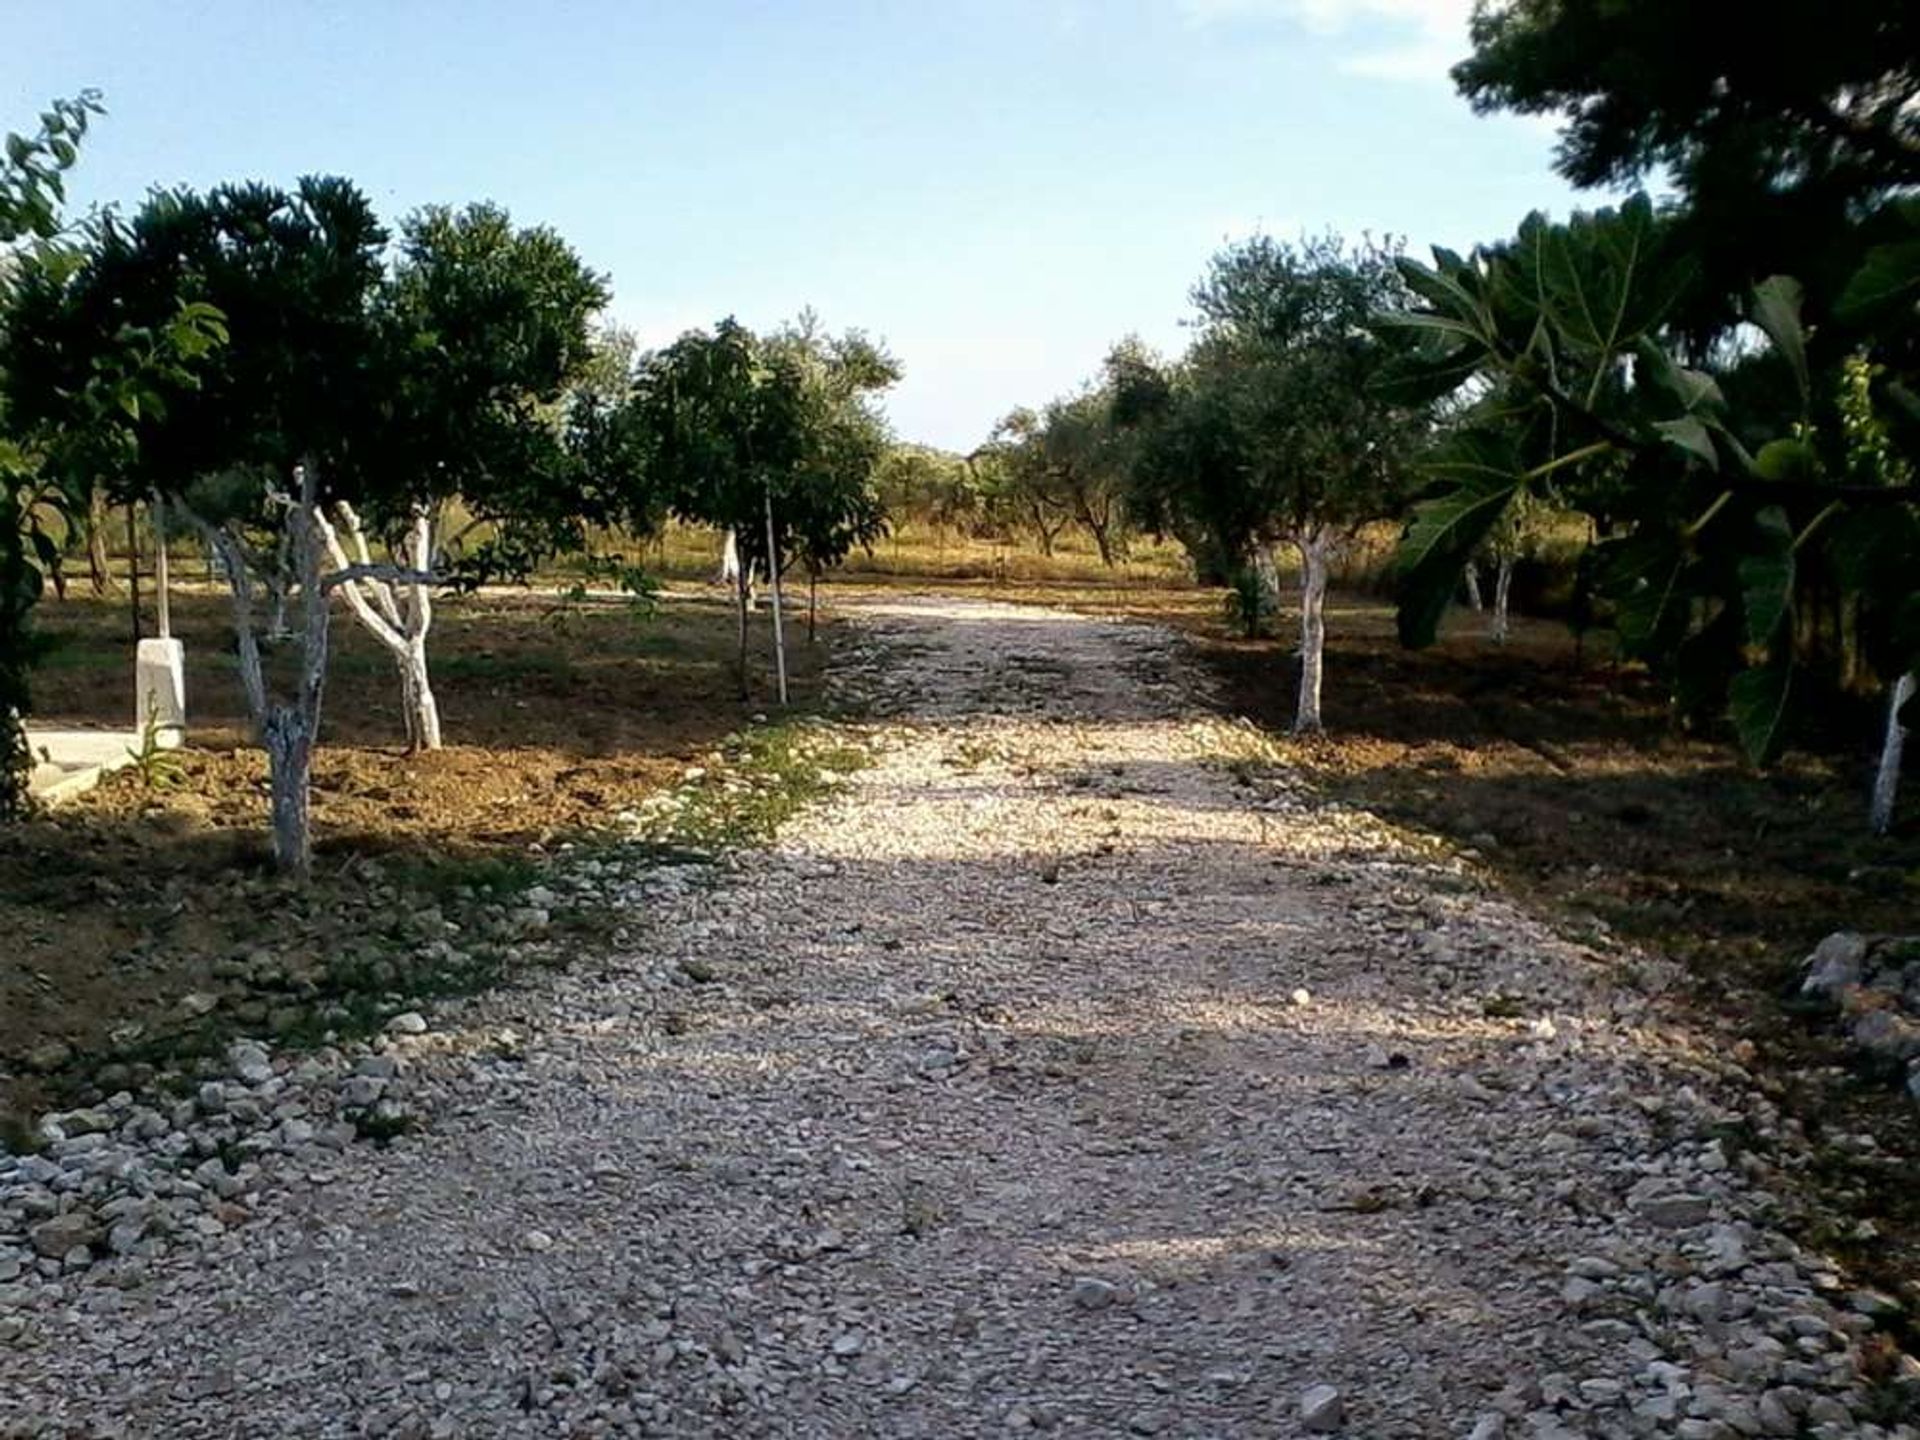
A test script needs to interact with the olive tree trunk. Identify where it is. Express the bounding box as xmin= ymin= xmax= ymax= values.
xmin=1462 ymin=560 xmax=1483 ymax=612
xmin=1490 ymin=555 xmax=1514 ymax=644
